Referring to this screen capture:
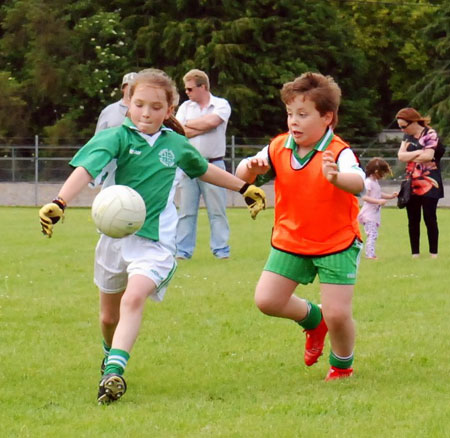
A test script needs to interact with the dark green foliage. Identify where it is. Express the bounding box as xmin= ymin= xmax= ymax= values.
xmin=0 ymin=0 xmax=439 ymax=146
